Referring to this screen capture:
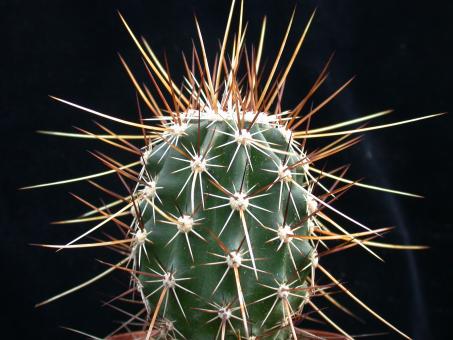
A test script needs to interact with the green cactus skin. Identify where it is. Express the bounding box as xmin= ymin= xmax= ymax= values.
xmin=133 ymin=116 xmax=316 ymax=339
